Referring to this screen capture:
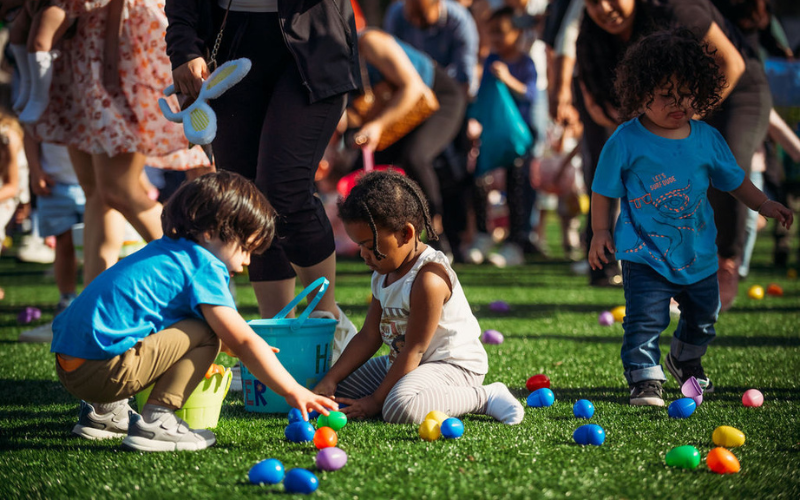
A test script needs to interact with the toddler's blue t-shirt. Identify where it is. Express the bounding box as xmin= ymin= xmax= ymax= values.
xmin=592 ymin=118 xmax=745 ymax=285
xmin=51 ymin=237 xmax=236 ymax=359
